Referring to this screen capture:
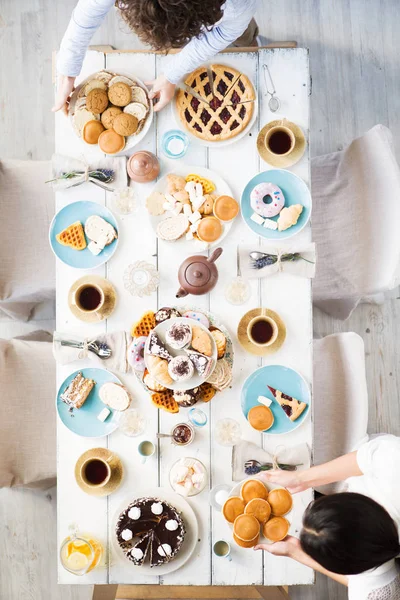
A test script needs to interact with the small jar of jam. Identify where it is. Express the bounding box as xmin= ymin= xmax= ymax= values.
xmin=171 ymin=422 xmax=195 ymax=446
